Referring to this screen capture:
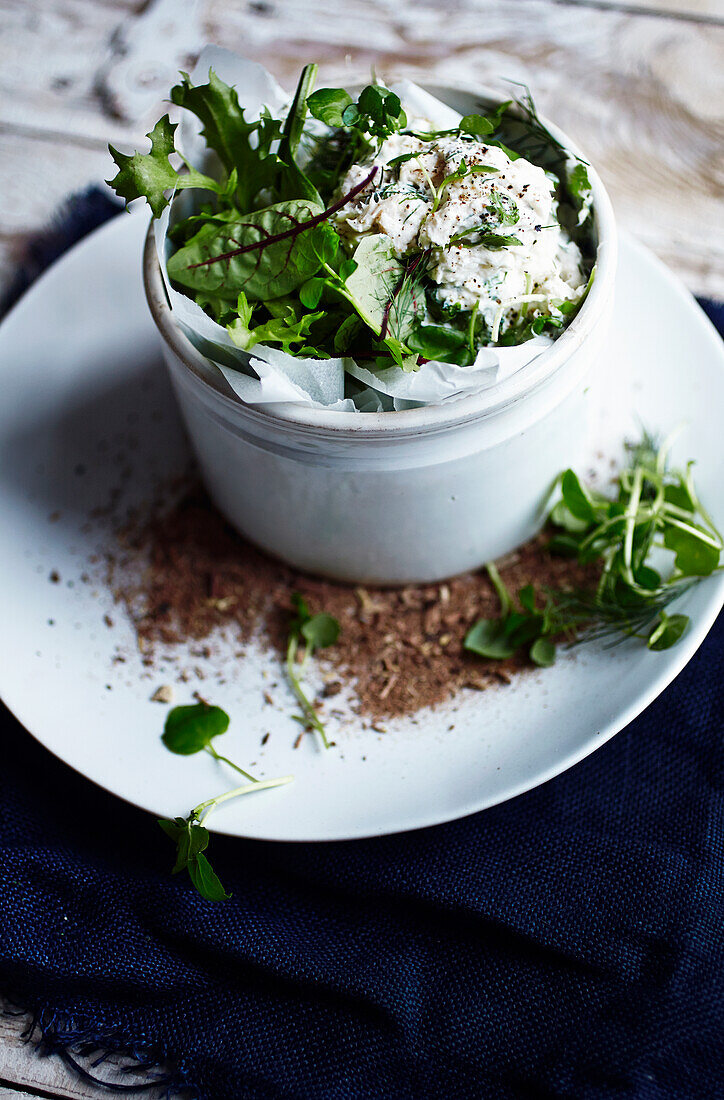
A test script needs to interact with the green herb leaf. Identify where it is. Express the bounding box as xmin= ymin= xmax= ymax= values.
xmin=549 ymin=499 xmax=590 ymax=534
xmin=162 ymin=704 xmax=230 ymax=755
xmin=530 ymin=637 xmax=556 ymax=666
xmin=307 ymin=87 xmax=355 ymax=128
xmin=459 ymin=113 xmax=496 ymax=137
xmin=464 ymin=619 xmax=516 ymax=660
xmin=158 ymin=814 xmax=210 ymax=875
xmin=663 ymin=524 xmax=720 ymax=577
xmin=560 ymin=469 xmax=596 ymax=523
xmin=158 ymin=703 xmax=293 ymax=901
xmin=167 ymin=201 xmax=338 ymax=301
xmin=301 ymin=613 xmax=340 ymax=650
xmin=107 ymin=116 xmax=222 ymax=217
xmin=518 ymin=585 xmax=537 ymax=613
xmin=187 ymin=851 xmax=232 ymax=901
xmin=286 ymin=594 xmax=340 ymax=749
xmin=354 ymin=85 xmax=407 ymax=140
xmin=568 ymin=163 xmax=591 ymax=203
xmin=647 ymin=611 xmax=689 ymax=651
